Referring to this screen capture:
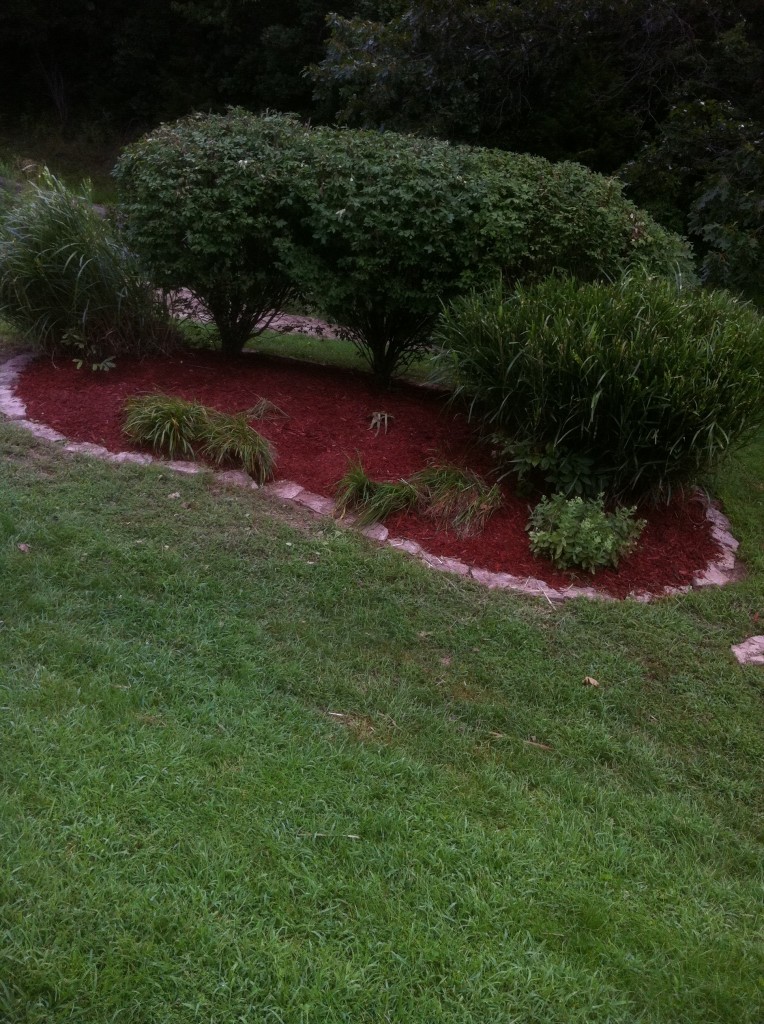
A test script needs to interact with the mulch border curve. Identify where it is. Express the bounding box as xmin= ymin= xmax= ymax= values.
xmin=0 ymin=351 xmax=742 ymax=604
